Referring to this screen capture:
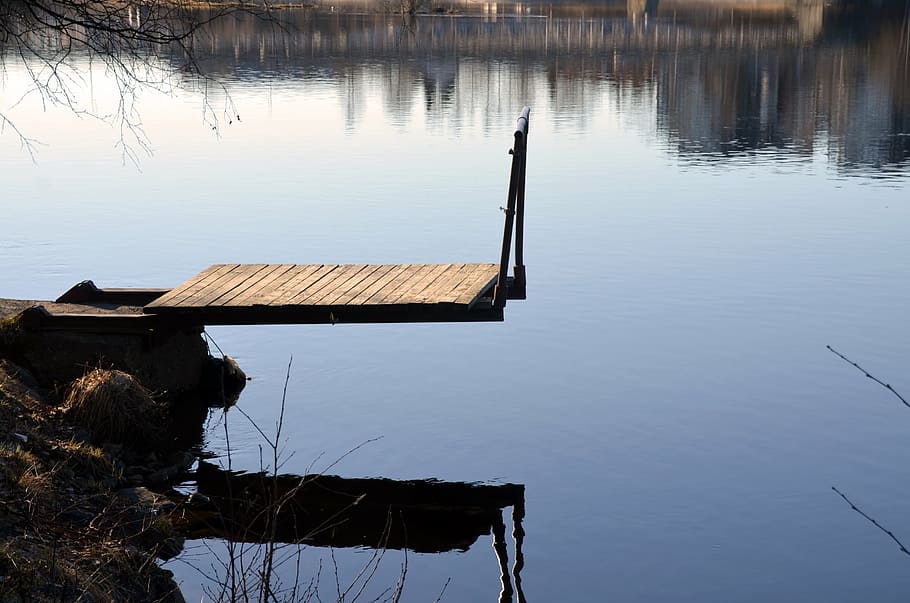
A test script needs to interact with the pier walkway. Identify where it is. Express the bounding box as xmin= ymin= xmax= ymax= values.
xmin=143 ymin=263 xmax=503 ymax=325
xmin=23 ymin=107 xmax=530 ymax=332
